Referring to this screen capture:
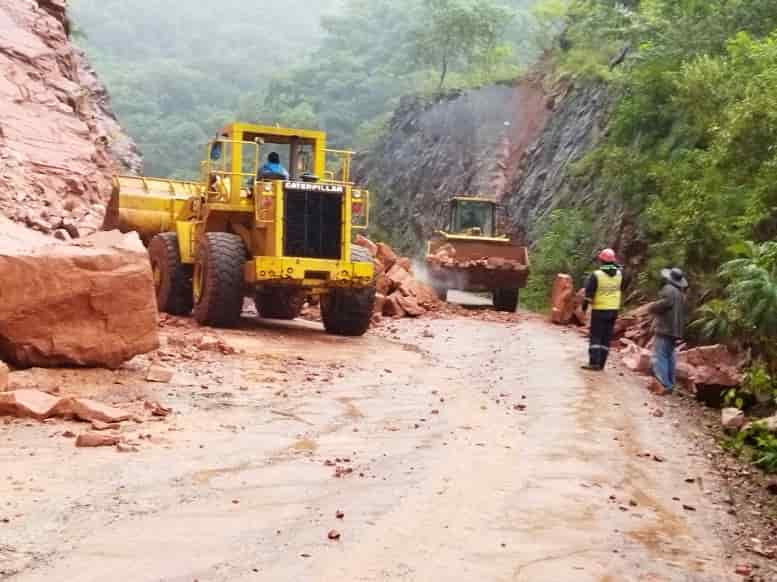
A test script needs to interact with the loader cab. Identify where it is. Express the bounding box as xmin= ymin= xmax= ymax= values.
xmin=449 ymin=197 xmax=497 ymax=238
